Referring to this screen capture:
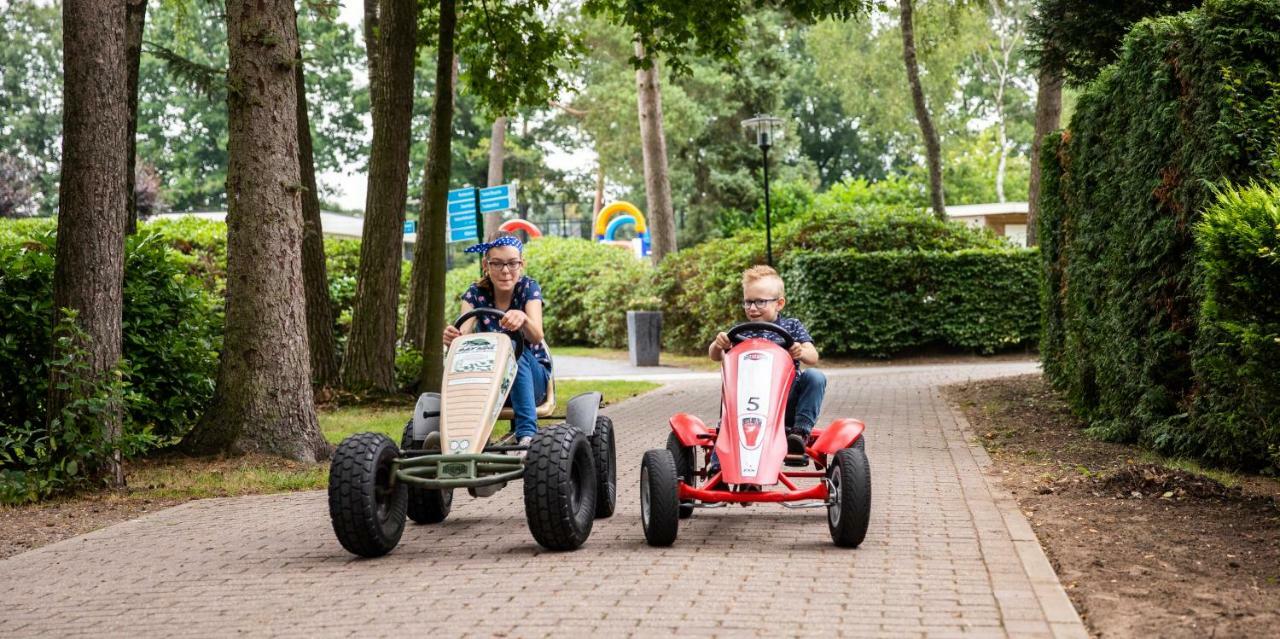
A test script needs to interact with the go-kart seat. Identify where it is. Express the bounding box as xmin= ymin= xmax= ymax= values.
xmin=497 ymin=343 xmax=556 ymax=420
